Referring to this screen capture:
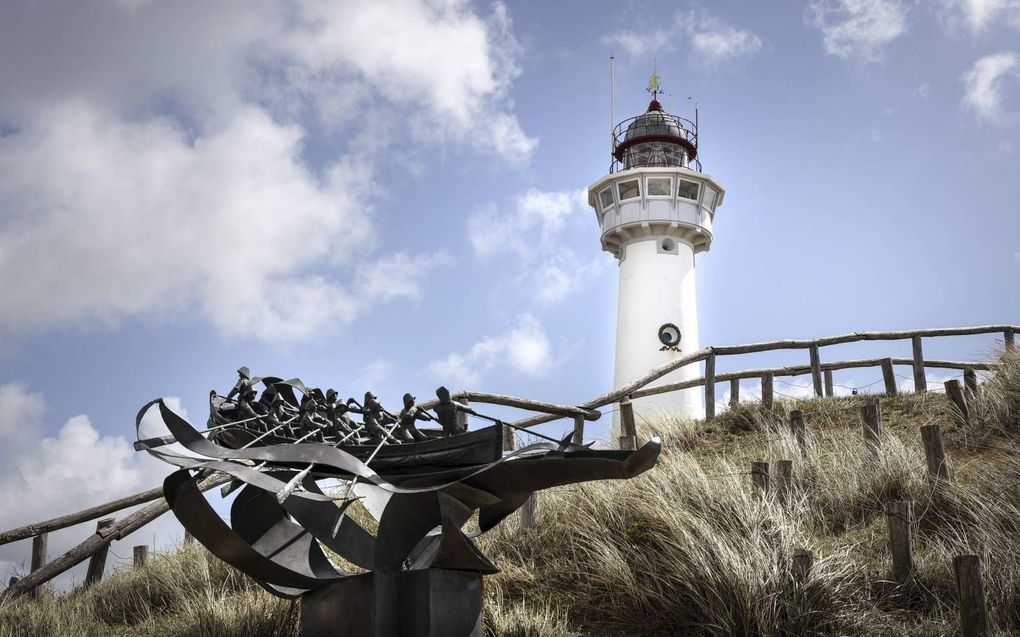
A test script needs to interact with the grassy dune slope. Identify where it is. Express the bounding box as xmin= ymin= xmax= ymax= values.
xmin=3 ymin=351 xmax=1019 ymax=636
